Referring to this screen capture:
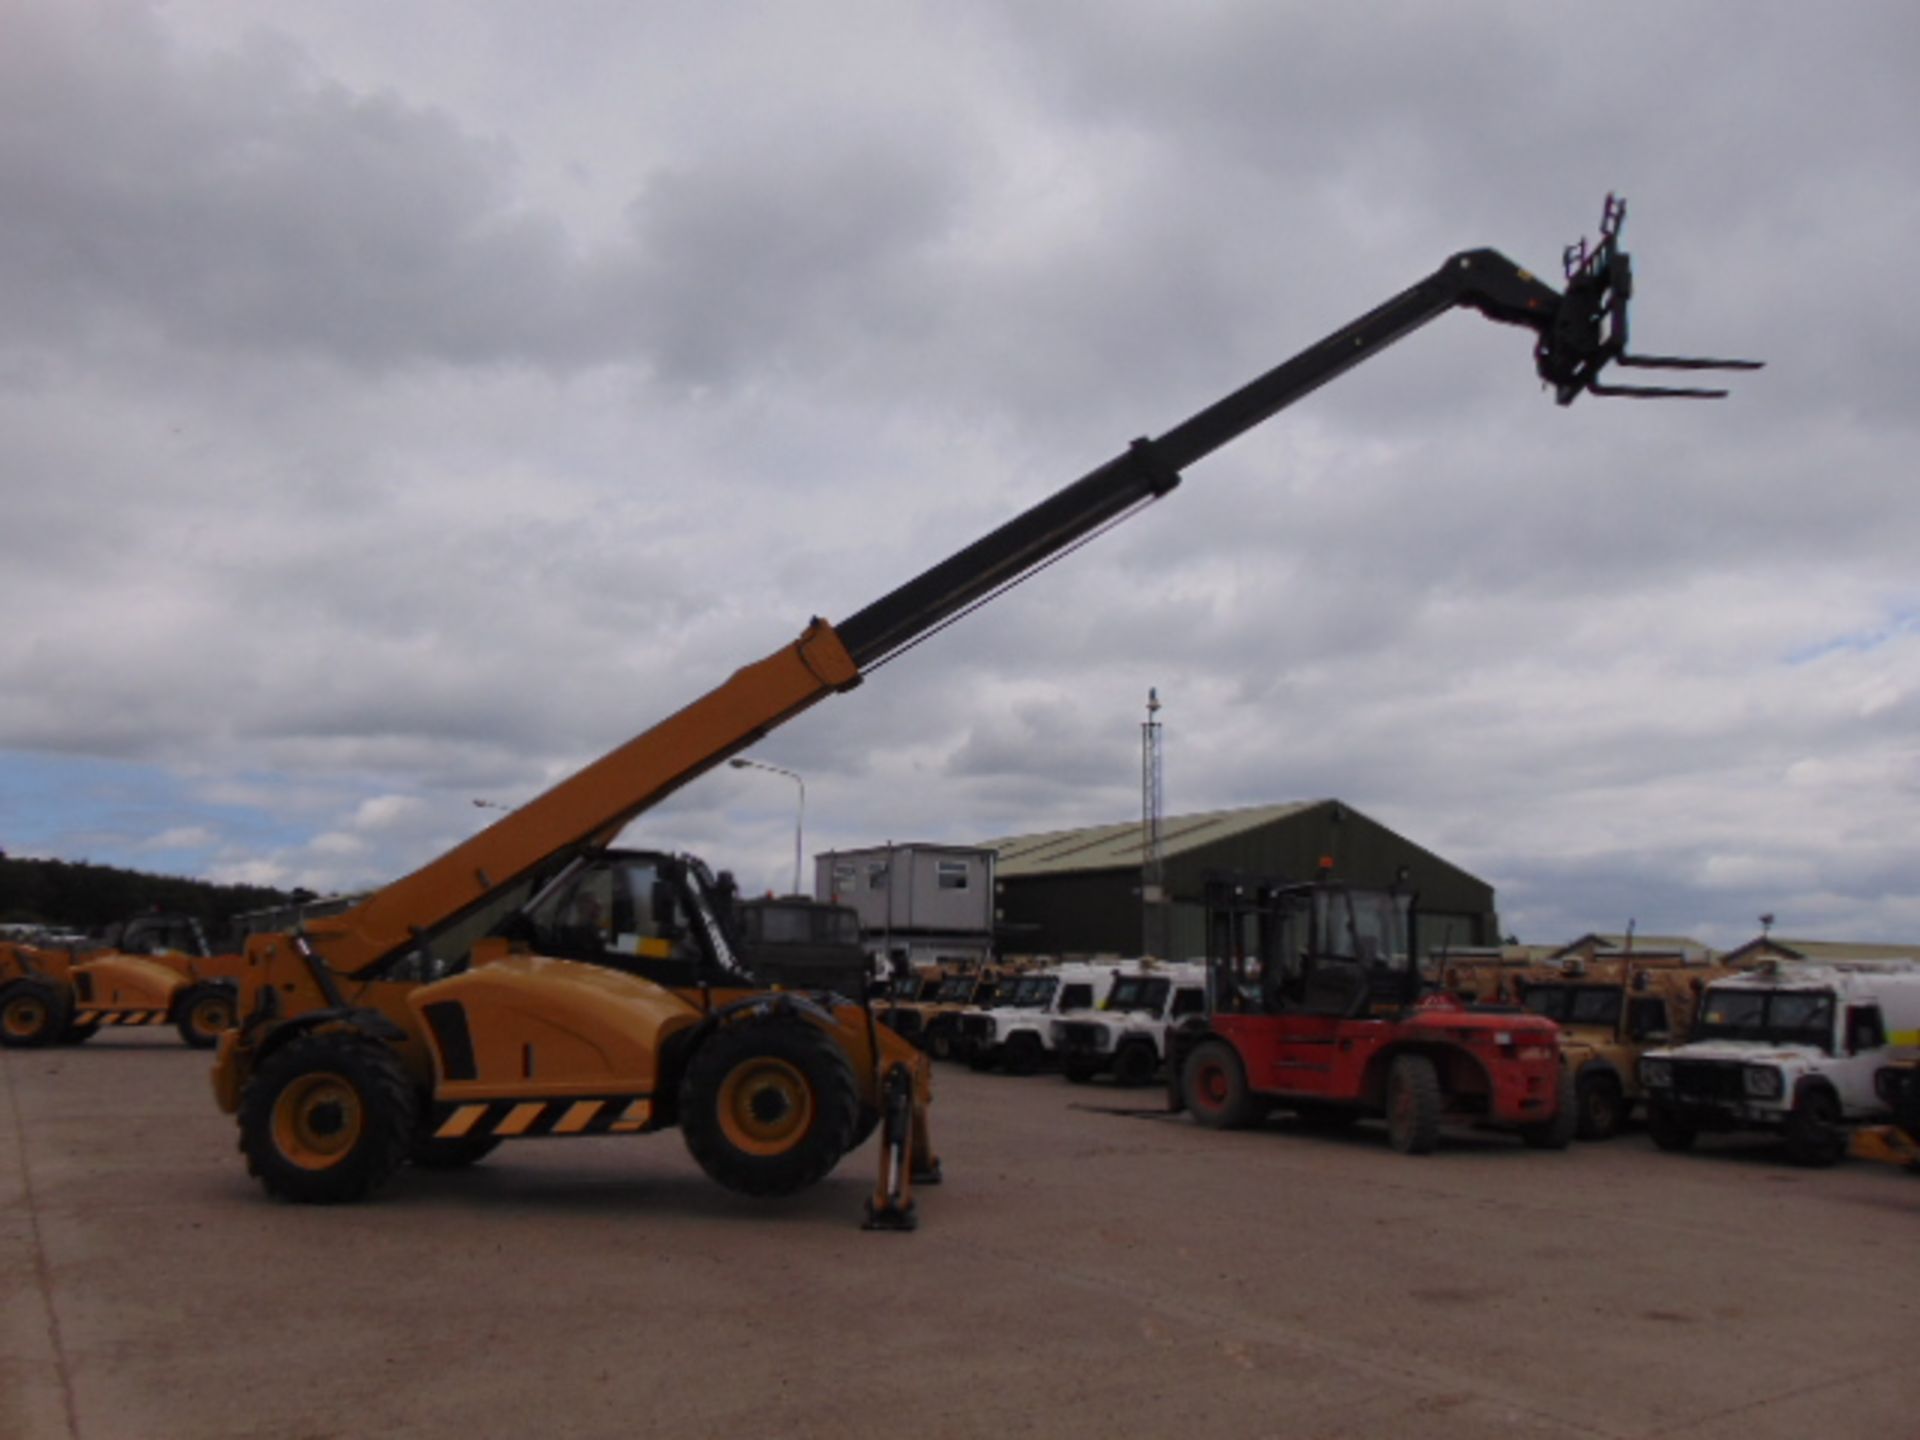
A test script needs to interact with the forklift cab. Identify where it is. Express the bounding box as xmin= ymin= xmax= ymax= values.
xmin=1207 ymin=876 xmax=1417 ymax=1019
